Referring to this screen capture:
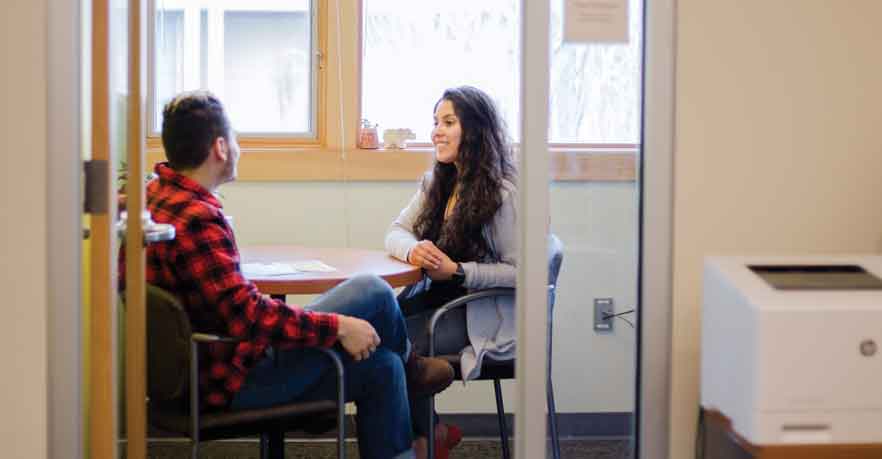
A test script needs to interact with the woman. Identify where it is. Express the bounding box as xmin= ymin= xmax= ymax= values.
xmin=385 ymin=86 xmax=518 ymax=459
